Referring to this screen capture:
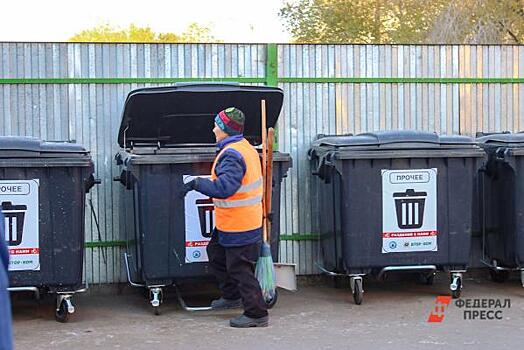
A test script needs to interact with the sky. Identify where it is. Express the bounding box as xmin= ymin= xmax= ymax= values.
xmin=0 ymin=0 xmax=292 ymax=43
